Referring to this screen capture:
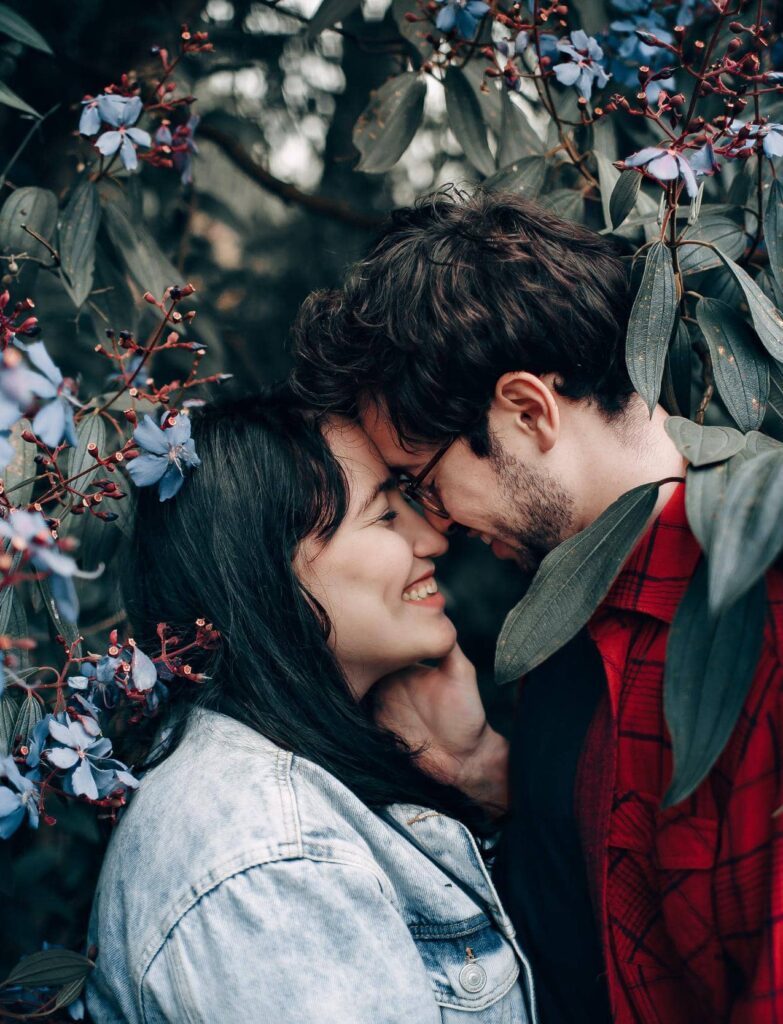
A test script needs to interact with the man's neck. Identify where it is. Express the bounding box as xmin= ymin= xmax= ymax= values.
xmin=571 ymin=398 xmax=687 ymax=534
